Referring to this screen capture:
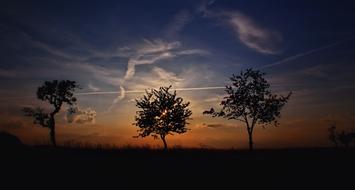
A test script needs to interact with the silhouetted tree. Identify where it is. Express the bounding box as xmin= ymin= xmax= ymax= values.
xmin=327 ymin=124 xmax=338 ymax=148
xmin=134 ymin=86 xmax=192 ymax=150
xmin=204 ymin=69 xmax=291 ymax=150
xmin=338 ymin=131 xmax=355 ymax=148
xmin=23 ymin=80 xmax=79 ymax=146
